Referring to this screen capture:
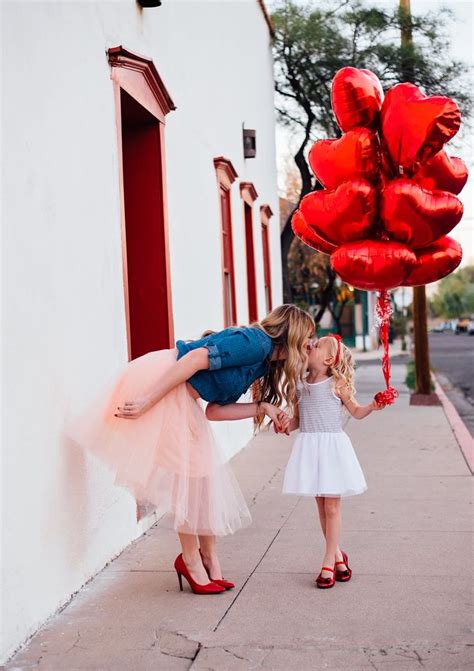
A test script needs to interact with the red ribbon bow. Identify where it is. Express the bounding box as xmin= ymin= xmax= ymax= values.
xmin=327 ymin=333 xmax=342 ymax=365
